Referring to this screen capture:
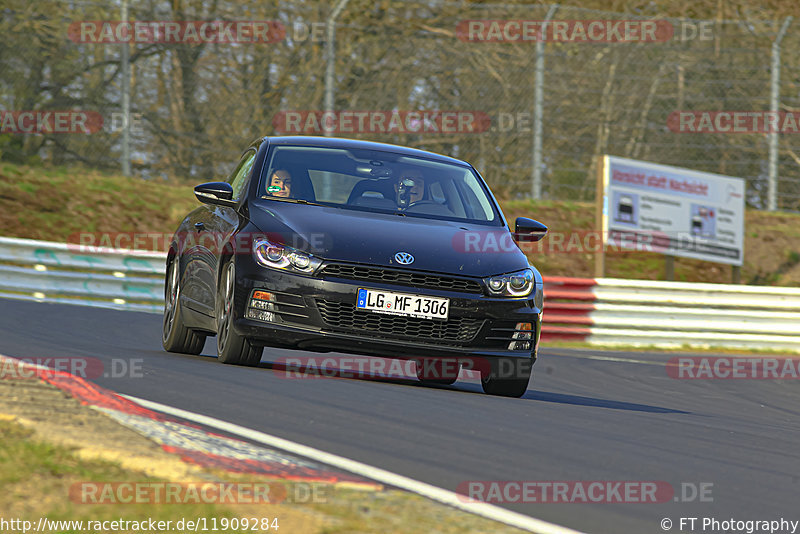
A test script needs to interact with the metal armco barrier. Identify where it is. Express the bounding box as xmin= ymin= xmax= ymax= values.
xmin=0 ymin=236 xmax=165 ymax=313
xmin=2 ymin=236 xmax=799 ymax=353
xmin=541 ymin=276 xmax=800 ymax=352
